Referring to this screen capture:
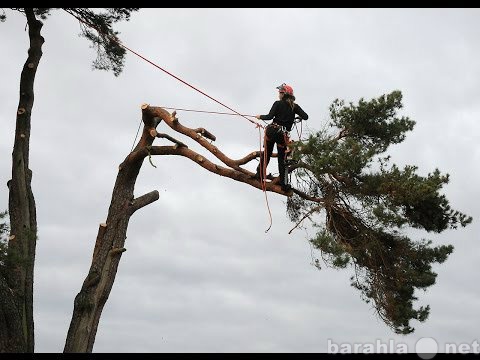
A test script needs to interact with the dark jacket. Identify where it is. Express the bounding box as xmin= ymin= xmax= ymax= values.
xmin=259 ymin=99 xmax=308 ymax=131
